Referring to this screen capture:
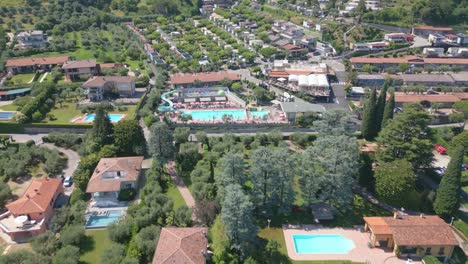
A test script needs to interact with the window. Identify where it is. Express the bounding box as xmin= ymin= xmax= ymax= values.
xmin=425 ymin=247 xmax=432 ymax=255
xmin=438 ymin=247 xmax=445 ymax=255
